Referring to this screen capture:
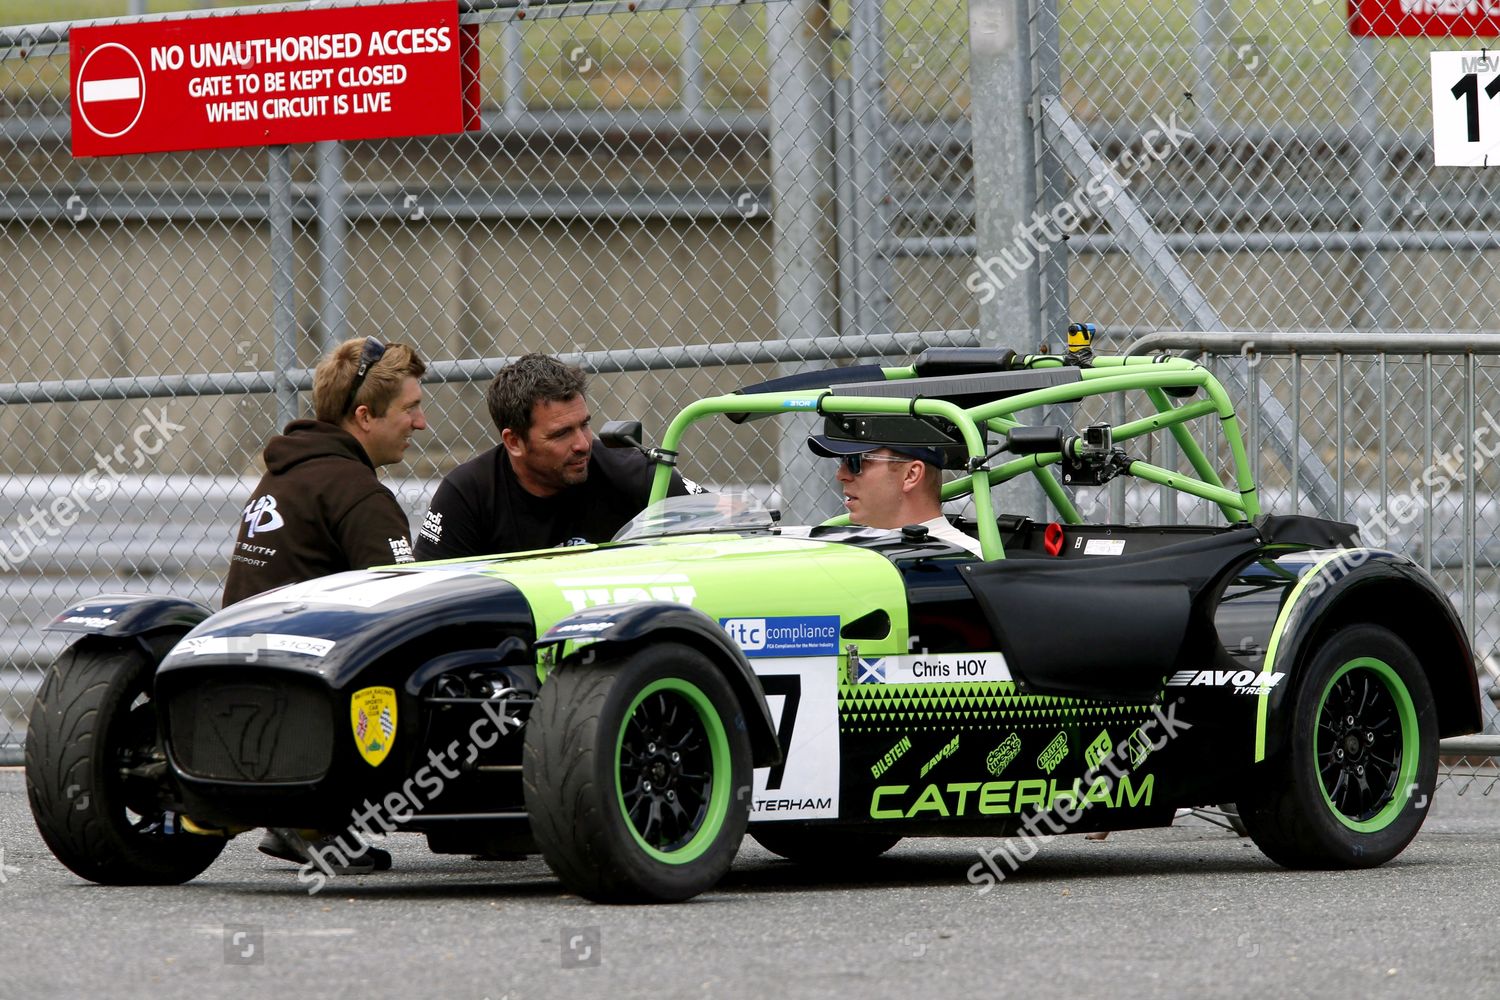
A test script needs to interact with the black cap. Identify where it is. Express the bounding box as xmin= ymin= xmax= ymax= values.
xmin=807 ymin=434 xmax=945 ymax=469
